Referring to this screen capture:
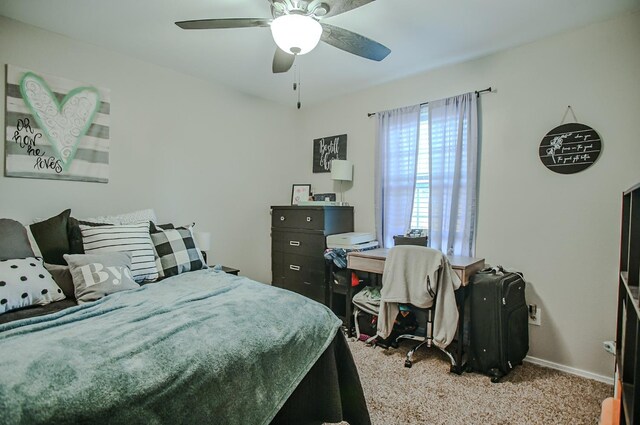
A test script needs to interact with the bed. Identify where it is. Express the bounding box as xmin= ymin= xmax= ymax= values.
xmin=0 ymin=269 xmax=370 ymax=425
